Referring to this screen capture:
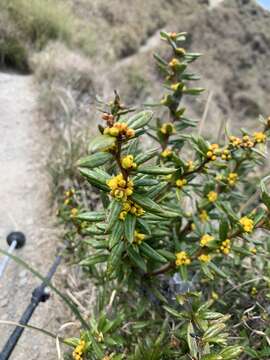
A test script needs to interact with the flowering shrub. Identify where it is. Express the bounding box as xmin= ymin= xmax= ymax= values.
xmin=60 ymin=31 xmax=270 ymax=359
